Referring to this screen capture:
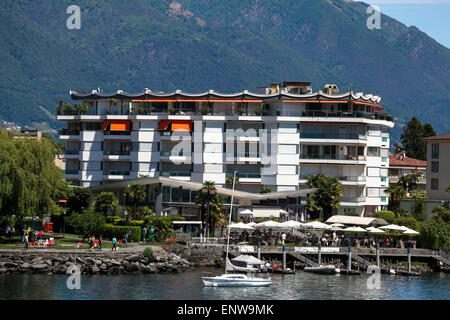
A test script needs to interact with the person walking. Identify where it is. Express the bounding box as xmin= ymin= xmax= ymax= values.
xmin=24 ymin=233 xmax=29 ymax=250
xmin=112 ymin=236 xmax=117 ymax=251
xmin=88 ymin=236 xmax=94 ymax=252
xmin=98 ymin=235 xmax=103 ymax=251
xmin=123 ymin=232 xmax=128 ymax=248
